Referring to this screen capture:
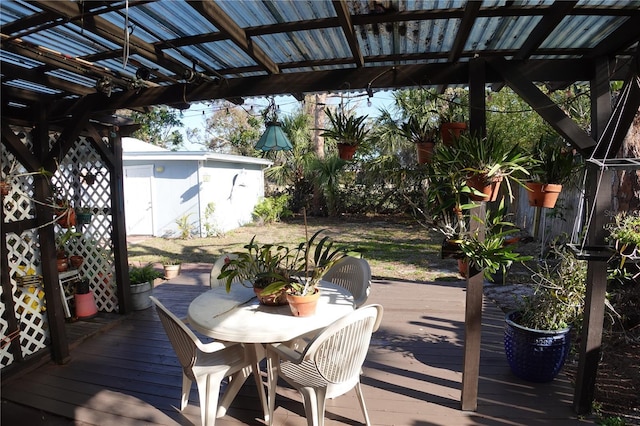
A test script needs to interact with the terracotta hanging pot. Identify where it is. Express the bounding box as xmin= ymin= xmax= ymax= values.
xmin=337 ymin=143 xmax=358 ymax=160
xmin=416 ymin=142 xmax=435 ymax=164
xmin=526 ymin=182 xmax=562 ymax=208
xmin=440 ymin=122 xmax=467 ymax=146
xmin=0 ymin=181 xmax=9 ymax=197
xmin=286 ymin=289 xmax=321 ymax=317
xmin=55 ymin=203 xmax=77 ymax=228
xmin=467 ymin=174 xmax=503 ymax=202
